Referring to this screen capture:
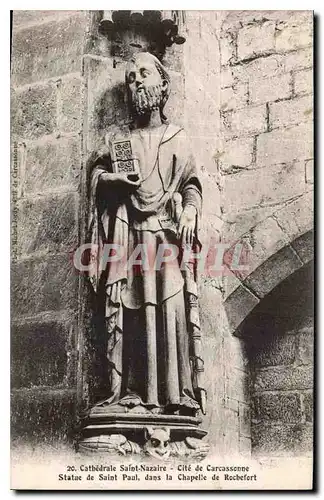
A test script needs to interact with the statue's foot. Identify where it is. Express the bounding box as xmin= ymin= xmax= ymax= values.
xmin=91 ymin=393 xmax=159 ymax=415
xmin=150 ymin=406 xmax=162 ymax=414
xmin=164 ymin=396 xmax=200 ymax=417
